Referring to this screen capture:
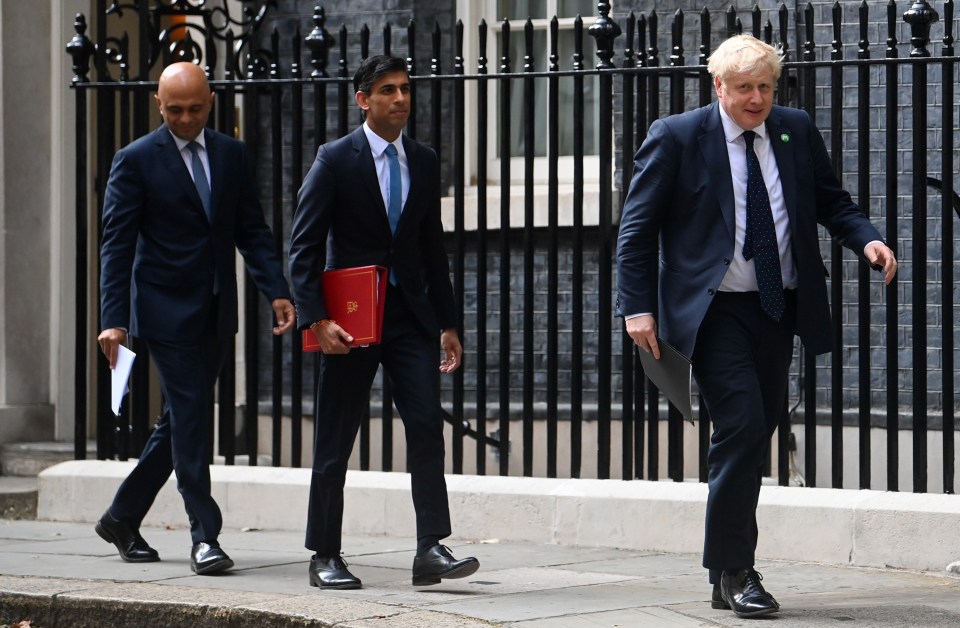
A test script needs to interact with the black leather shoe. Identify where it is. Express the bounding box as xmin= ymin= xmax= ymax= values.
xmin=719 ymin=568 xmax=780 ymax=618
xmin=711 ymin=583 xmax=729 ymax=609
xmin=411 ymin=545 xmax=479 ymax=586
xmin=190 ymin=541 xmax=234 ymax=575
xmin=95 ymin=511 xmax=159 ymax=563
xmin=308 ymin=555 xmax=362 ymax=589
